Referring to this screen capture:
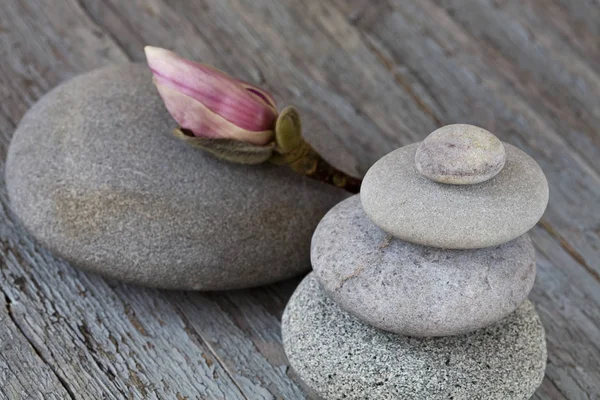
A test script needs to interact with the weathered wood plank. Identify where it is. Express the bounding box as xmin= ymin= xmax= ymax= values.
xmin=0 ymin=229 xmax=250 ymax=399
xmin=549 ymin=0 xmax=600 ymax=38
xmin=530 ymin=226 xmax=600 ymax=398
xmin=526 ymin=0 xmax=600 ymax=72
xmin=0 ymin=294 xmax=73 ymax=400
xmin=0 ymin=0 xmax=128 ymax=122
xmin=165 ymin=288 xmax=307 ymax=399
xmin=0 ymin=0 xmax=599 ymax=399
xmin=433 ymin=0 xmax=600 ymax=173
